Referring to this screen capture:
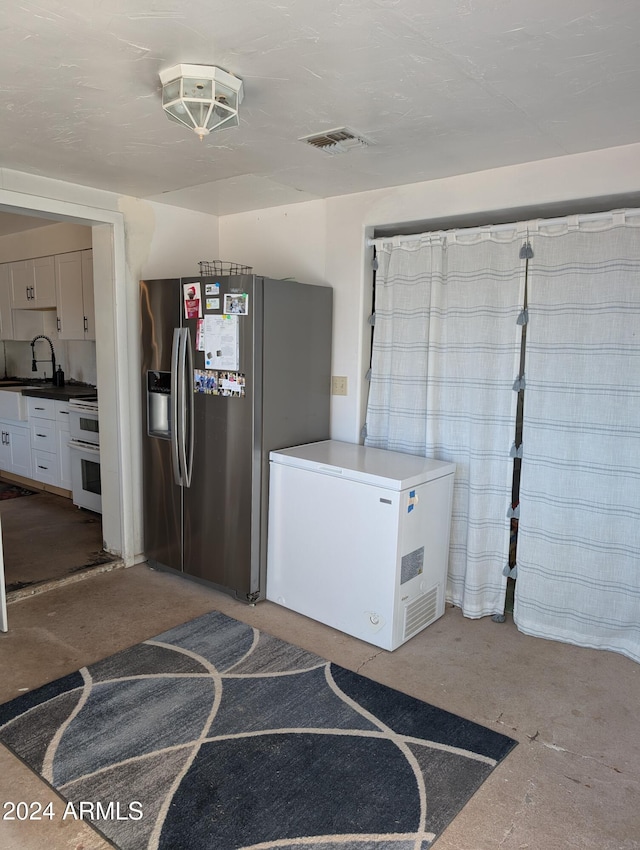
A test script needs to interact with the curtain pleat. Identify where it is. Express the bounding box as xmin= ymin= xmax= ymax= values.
xmin=366 ymin=231 xmax=524 ymax=617
xmin=514 ymin=220 xmax=640 ymax=662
